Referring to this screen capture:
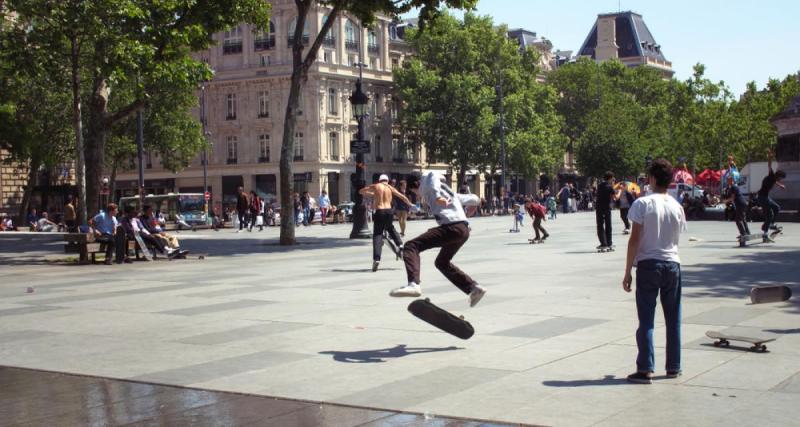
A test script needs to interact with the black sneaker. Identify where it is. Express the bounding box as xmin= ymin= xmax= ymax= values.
xmin=372 ymin=261 xmax=379 ymax=272
xmin=666 ymin=370 xmax=682 ymax=379
xmin=626 ymin=372 xmax=653 ymax=384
